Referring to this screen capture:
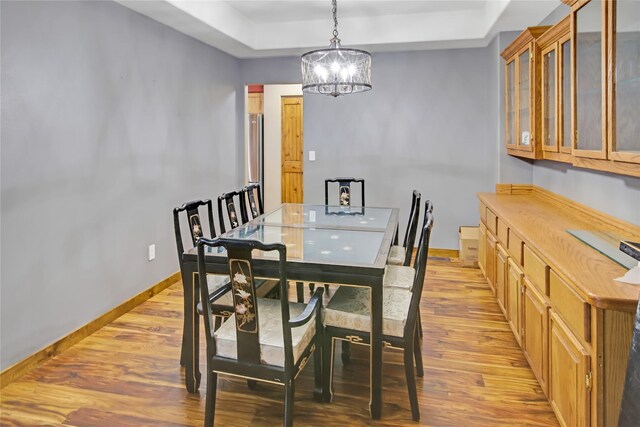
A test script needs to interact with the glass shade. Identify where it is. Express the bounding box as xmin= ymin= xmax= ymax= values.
xmin=301 ymin=38 xmax=371 ymax=97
